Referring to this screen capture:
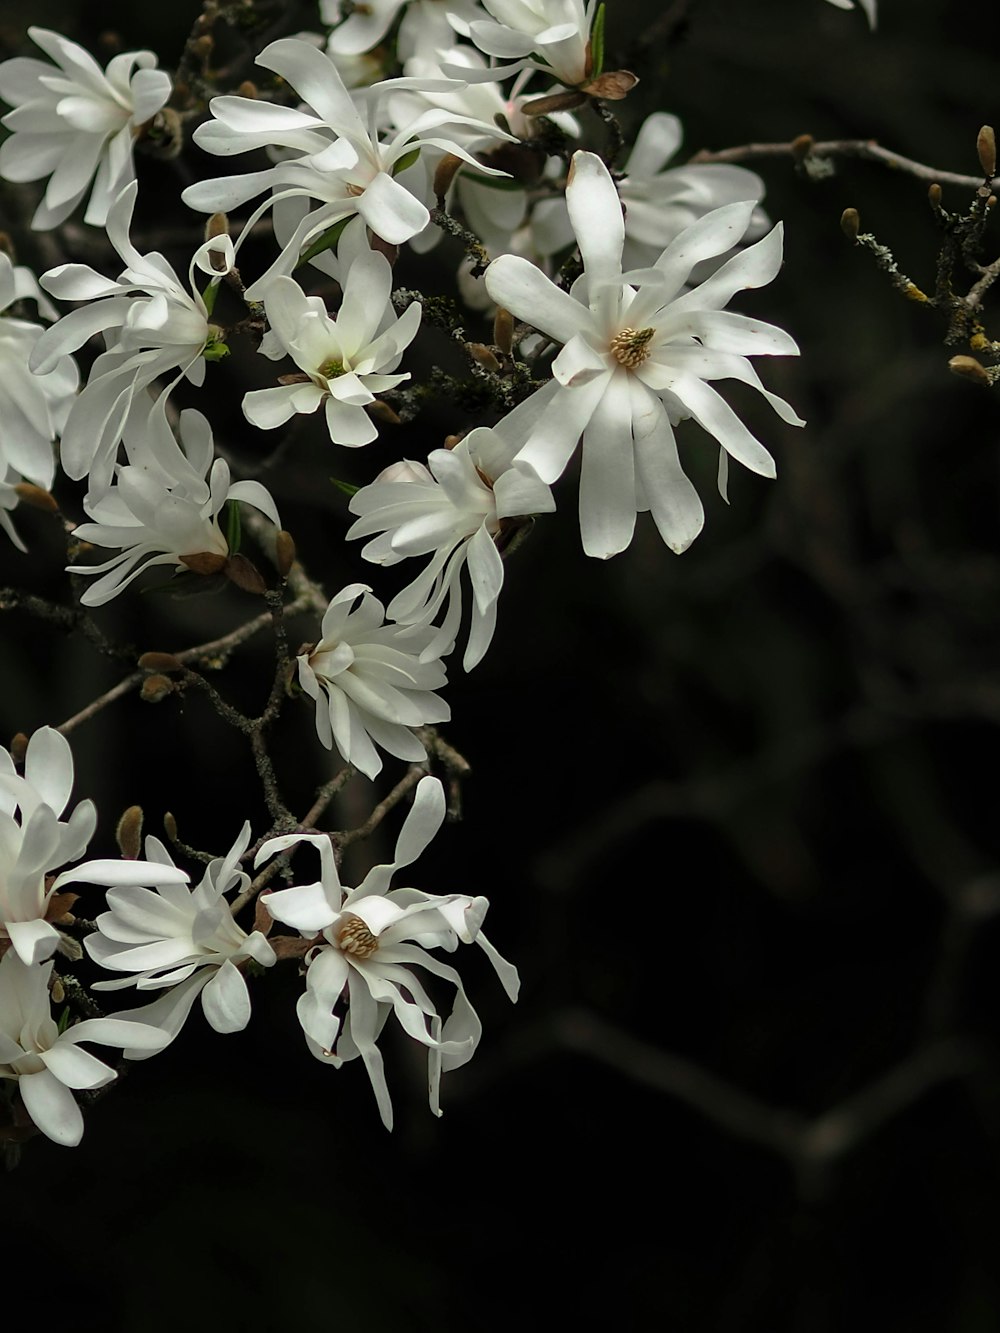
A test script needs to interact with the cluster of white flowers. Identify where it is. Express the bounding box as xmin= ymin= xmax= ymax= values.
xmin=0 ymin=0 xmax=874 ymax=1146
